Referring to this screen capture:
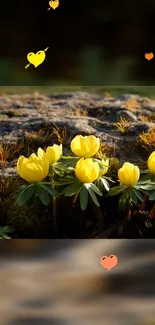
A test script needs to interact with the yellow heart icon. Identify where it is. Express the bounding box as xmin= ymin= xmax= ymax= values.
xmin=25 ymin=48 xmax=49 ymax=69
xmin=48 ymin=0 xmax=59 ymax=10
